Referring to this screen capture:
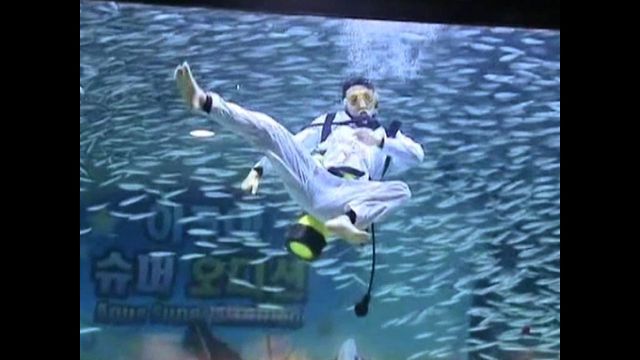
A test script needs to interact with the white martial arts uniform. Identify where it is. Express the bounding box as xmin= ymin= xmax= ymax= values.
xmin=202 ymin=92 xmax=424 ymax=230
